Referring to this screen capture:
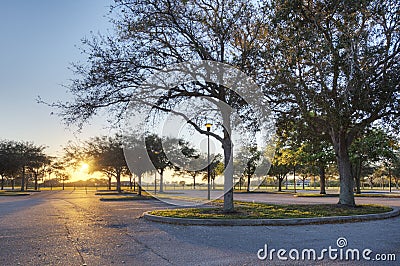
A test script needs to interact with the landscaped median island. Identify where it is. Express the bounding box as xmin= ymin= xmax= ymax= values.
xmin=0 ymin=191 xmax=30 ymax=196
xmin=144 ymin=201 xmax=399 ymax=226
xmin=96 ymin=190 xmax=155 ymax=201
xmin=99 ymin=195 xmax=154 ymax=201
xmin=295 ymin=192 xmax=400 ymax=198
xmin=149 ymin=202 xmax=391 ymax=219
